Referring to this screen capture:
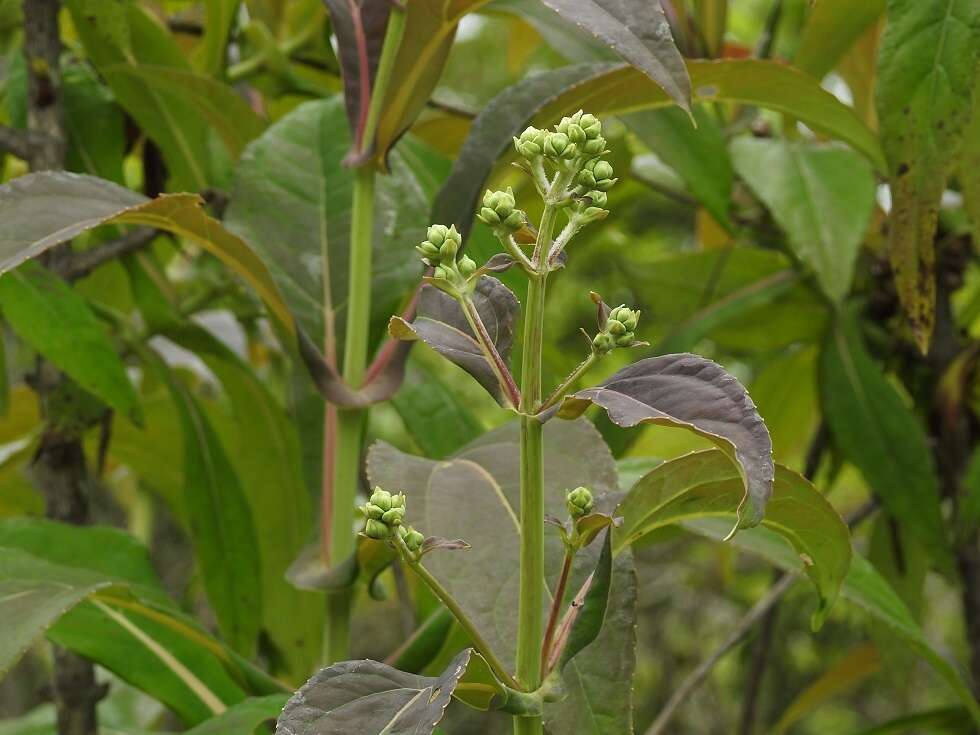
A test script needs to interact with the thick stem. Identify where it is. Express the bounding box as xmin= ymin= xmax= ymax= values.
xmin=540 ymin=550 xmax=574 ymax=673
xmin=514 ymin=190 xmax=562 ymax=734
xmin=323 ymin=166 xmax=375 ymax=664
